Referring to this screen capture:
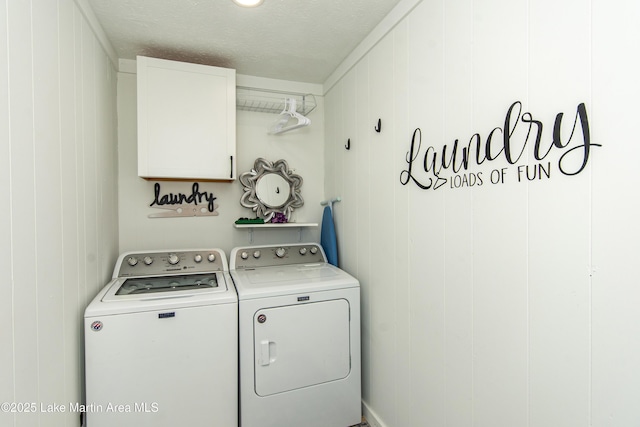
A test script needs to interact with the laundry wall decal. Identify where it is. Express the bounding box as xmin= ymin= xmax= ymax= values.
xmin=399 ymin=101 xmax=600 ymax=190
xmin=148 ymin=182 xmax=219 ymax=218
